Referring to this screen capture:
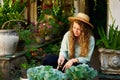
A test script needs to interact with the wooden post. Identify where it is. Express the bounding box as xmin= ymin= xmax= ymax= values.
xmin=79 ymin=0 xmax=89 ymax=14
xmin=27 ymin=0 xmax=31 ymax=24
xmin=74 ymin=0 xmax=80 ymax=16
xmin=30 ymin=1 xmax=37 ymax=23
xmin=74 ymin=0 xmax=89 ymax=15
